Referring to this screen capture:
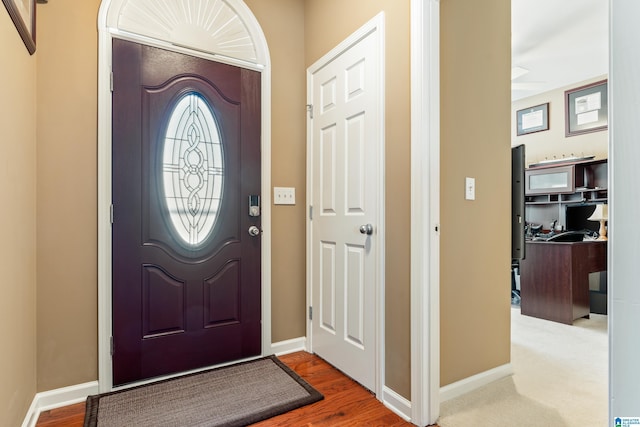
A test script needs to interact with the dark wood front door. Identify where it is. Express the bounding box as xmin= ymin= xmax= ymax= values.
xmin=111 ymin=38 xmax=262 ymax=386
